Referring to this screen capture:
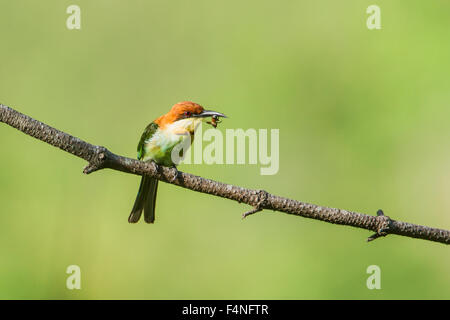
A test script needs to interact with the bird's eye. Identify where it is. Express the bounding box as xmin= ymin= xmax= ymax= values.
xmin=184 ymin=111 xmax=191 ymax=117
